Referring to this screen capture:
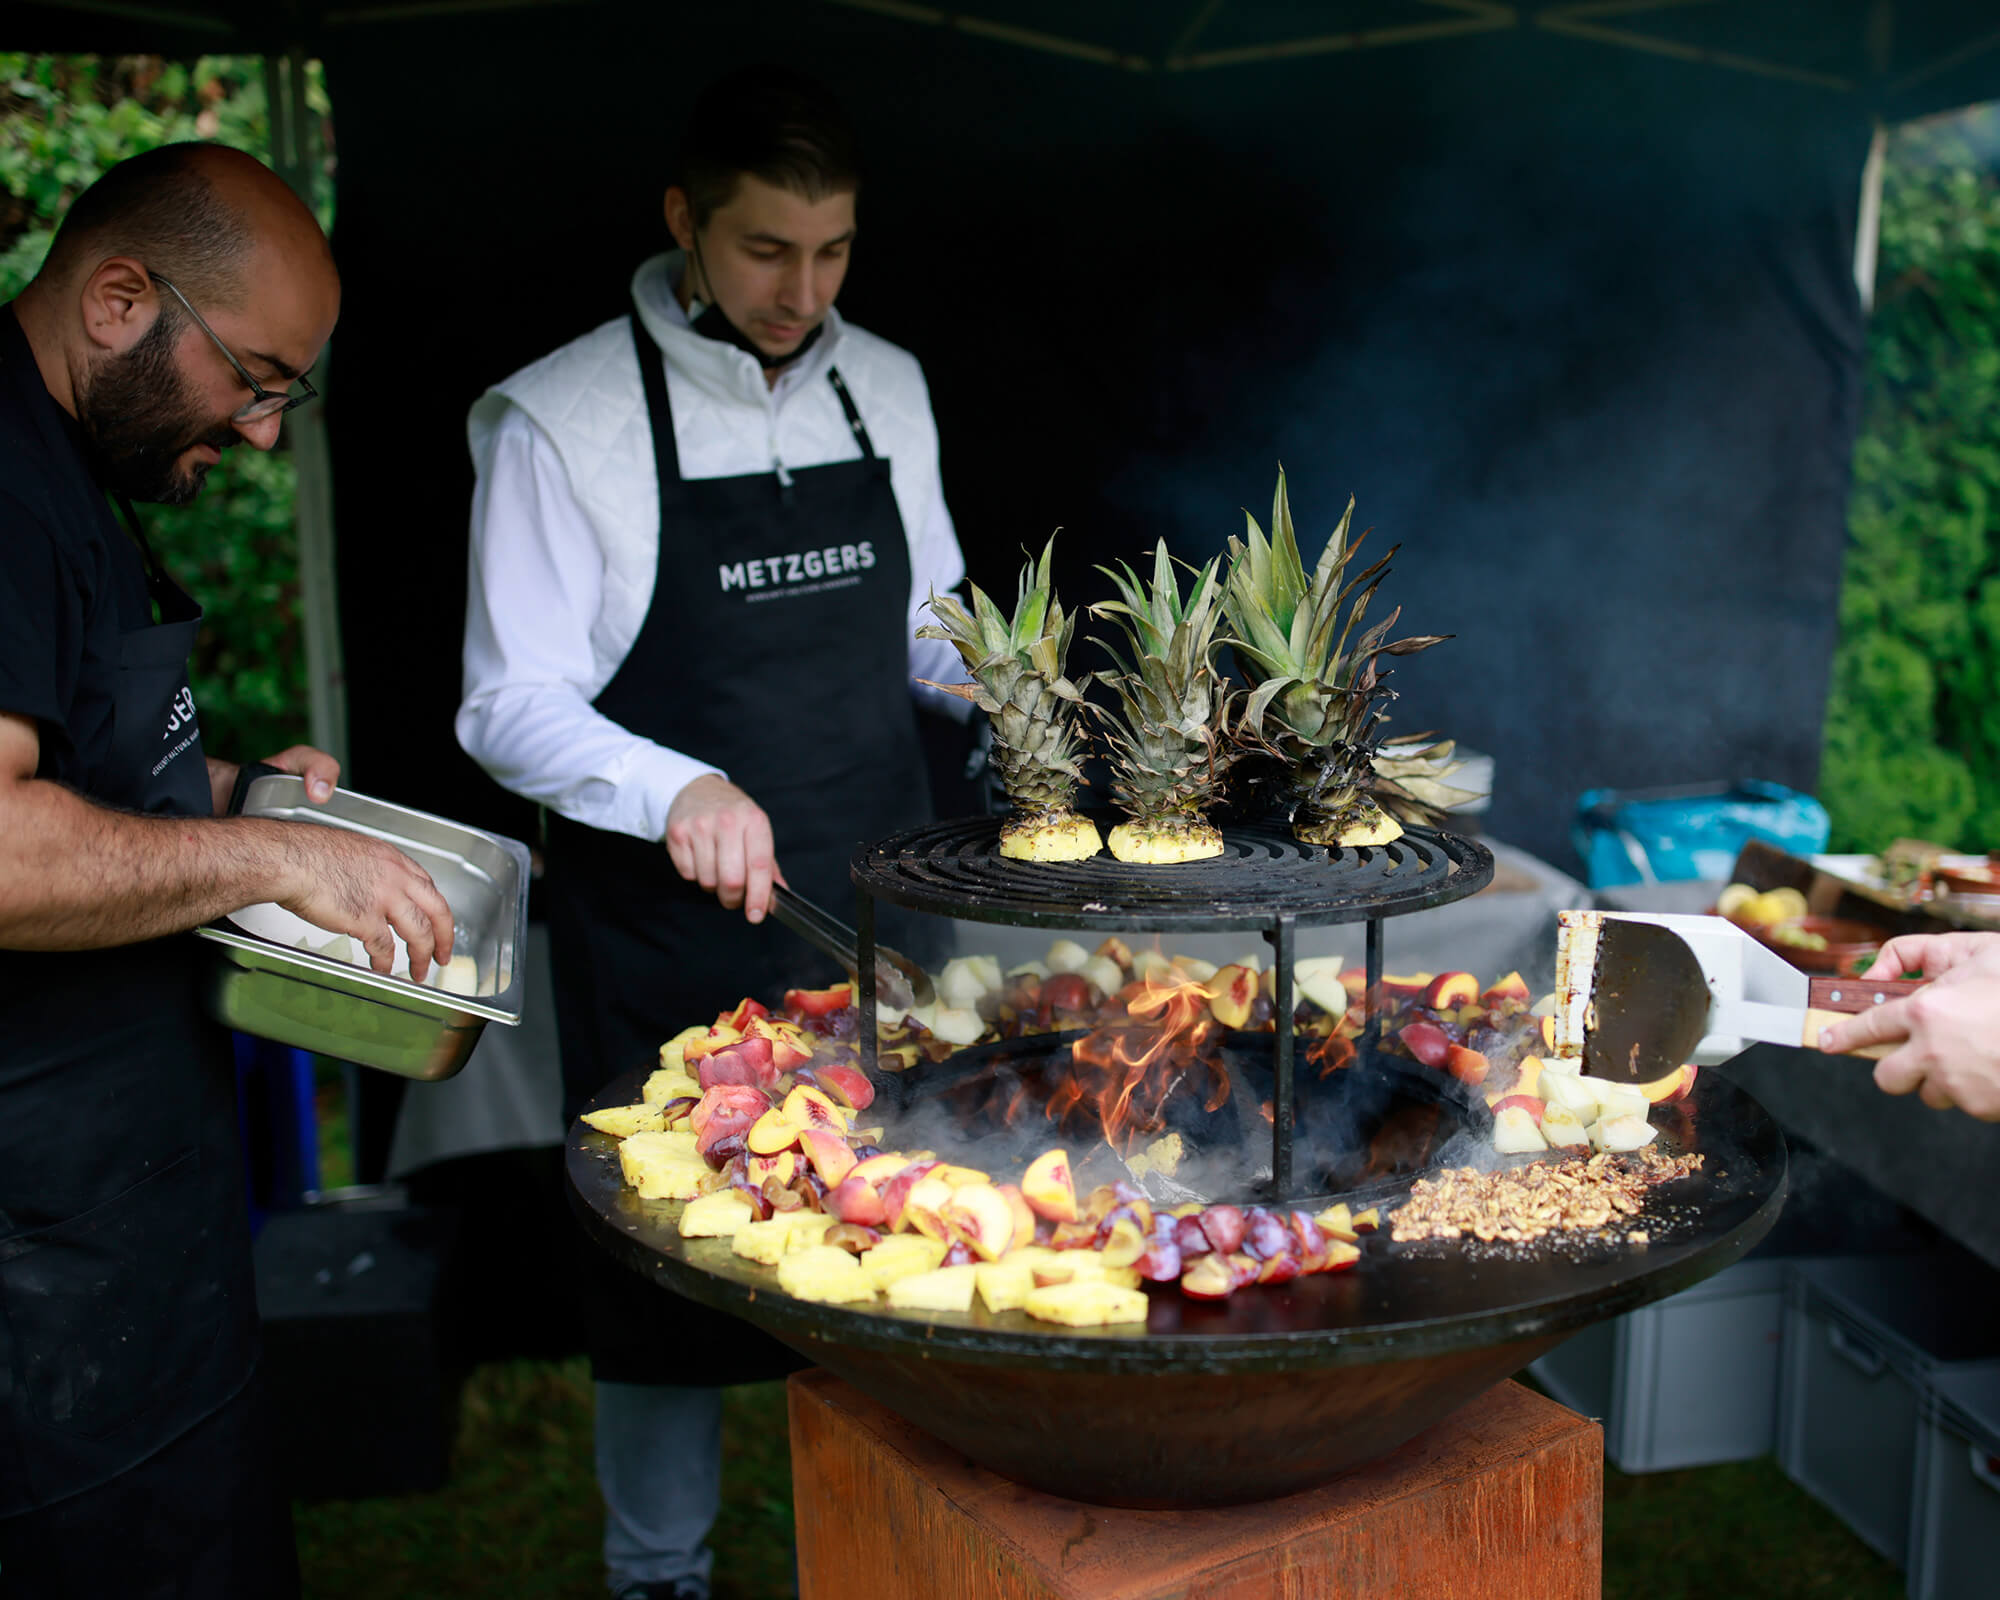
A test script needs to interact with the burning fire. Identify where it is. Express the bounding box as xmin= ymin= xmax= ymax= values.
xmin=1040 ymin=976 xmax=1231 ymax=1153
